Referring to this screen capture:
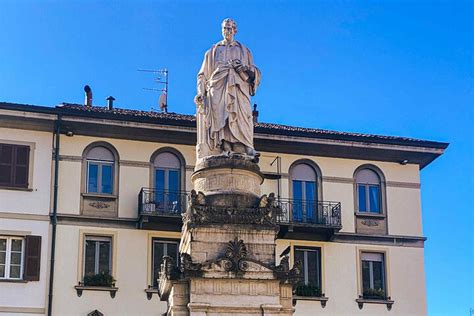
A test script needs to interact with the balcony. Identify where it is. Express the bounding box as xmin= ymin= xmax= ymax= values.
xmin=276 ymin=199 xmax=342 ymax=239
xmin=137 ymin=189 xmax=342 ymax=238
xmin=137 ymin=188 xmax=187 ymax=230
